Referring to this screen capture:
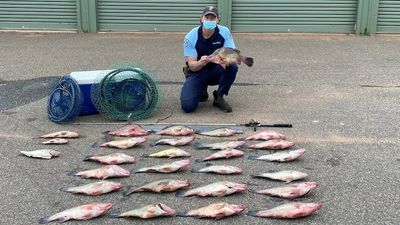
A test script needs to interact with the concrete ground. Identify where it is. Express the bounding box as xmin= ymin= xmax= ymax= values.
xmin=0 ymin=31 xmax=399 ymax=225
